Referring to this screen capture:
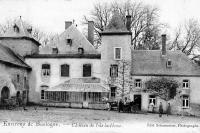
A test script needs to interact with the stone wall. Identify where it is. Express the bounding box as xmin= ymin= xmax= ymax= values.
xmin=41 ymin=101 xmax=107 ymax=110
xmin=101 ymin=34 xmax=132 ymax=81
xmin=130 ymin=75 xmax=200 ymax=116
xmin=0 ymin=62 xmax=29 ymax=103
